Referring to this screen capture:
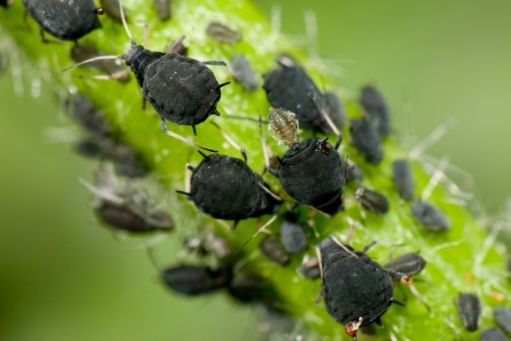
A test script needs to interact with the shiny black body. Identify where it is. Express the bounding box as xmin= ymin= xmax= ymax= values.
xmin=280 ymin=215 xmax=307 ymax=253
xmin=457 ymin=293 xmax=481 ymax=332
xmin=384 ymin=253 xmax=426 ymax=278
xmin=319 ymin=238 xmax=393 ymax=335
xmin=260 ymin=236 xmax=290 ymax=266
xmin=125 ymin=45 xmax=224 ymax=126
xmin=23 ymin=0 xmax=101 ymax=41
xmin=360 ymin=85 xmax=390 ymax=136
xmin=276 ymin=138 xmax=344 ymax=215
xmin=411 ymin=200 xmax=451 ymax=231
xmin=161 ymin=265 xmax=229 ymax=296
xmin=152 ymin=0 xmax=171 ymax=21
xmin=392 ymin=159 xmax=414 ymax=201
xmin=95 ymin=201 xmax=172 ymax=233
xmin=350 ymin=118 xmax=383 ymax=164
xmin=189 ymin=154 xmax=280 ymax=221
xmin=356 ymin=187 xmax=389 ymax=215
xmin=494 ymin=307 xmax=511 ymax=335
xmin=480 ymin=328 xmax=508 ymax=341
xmin=263 ymin=58 xmax=331 ymax=133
